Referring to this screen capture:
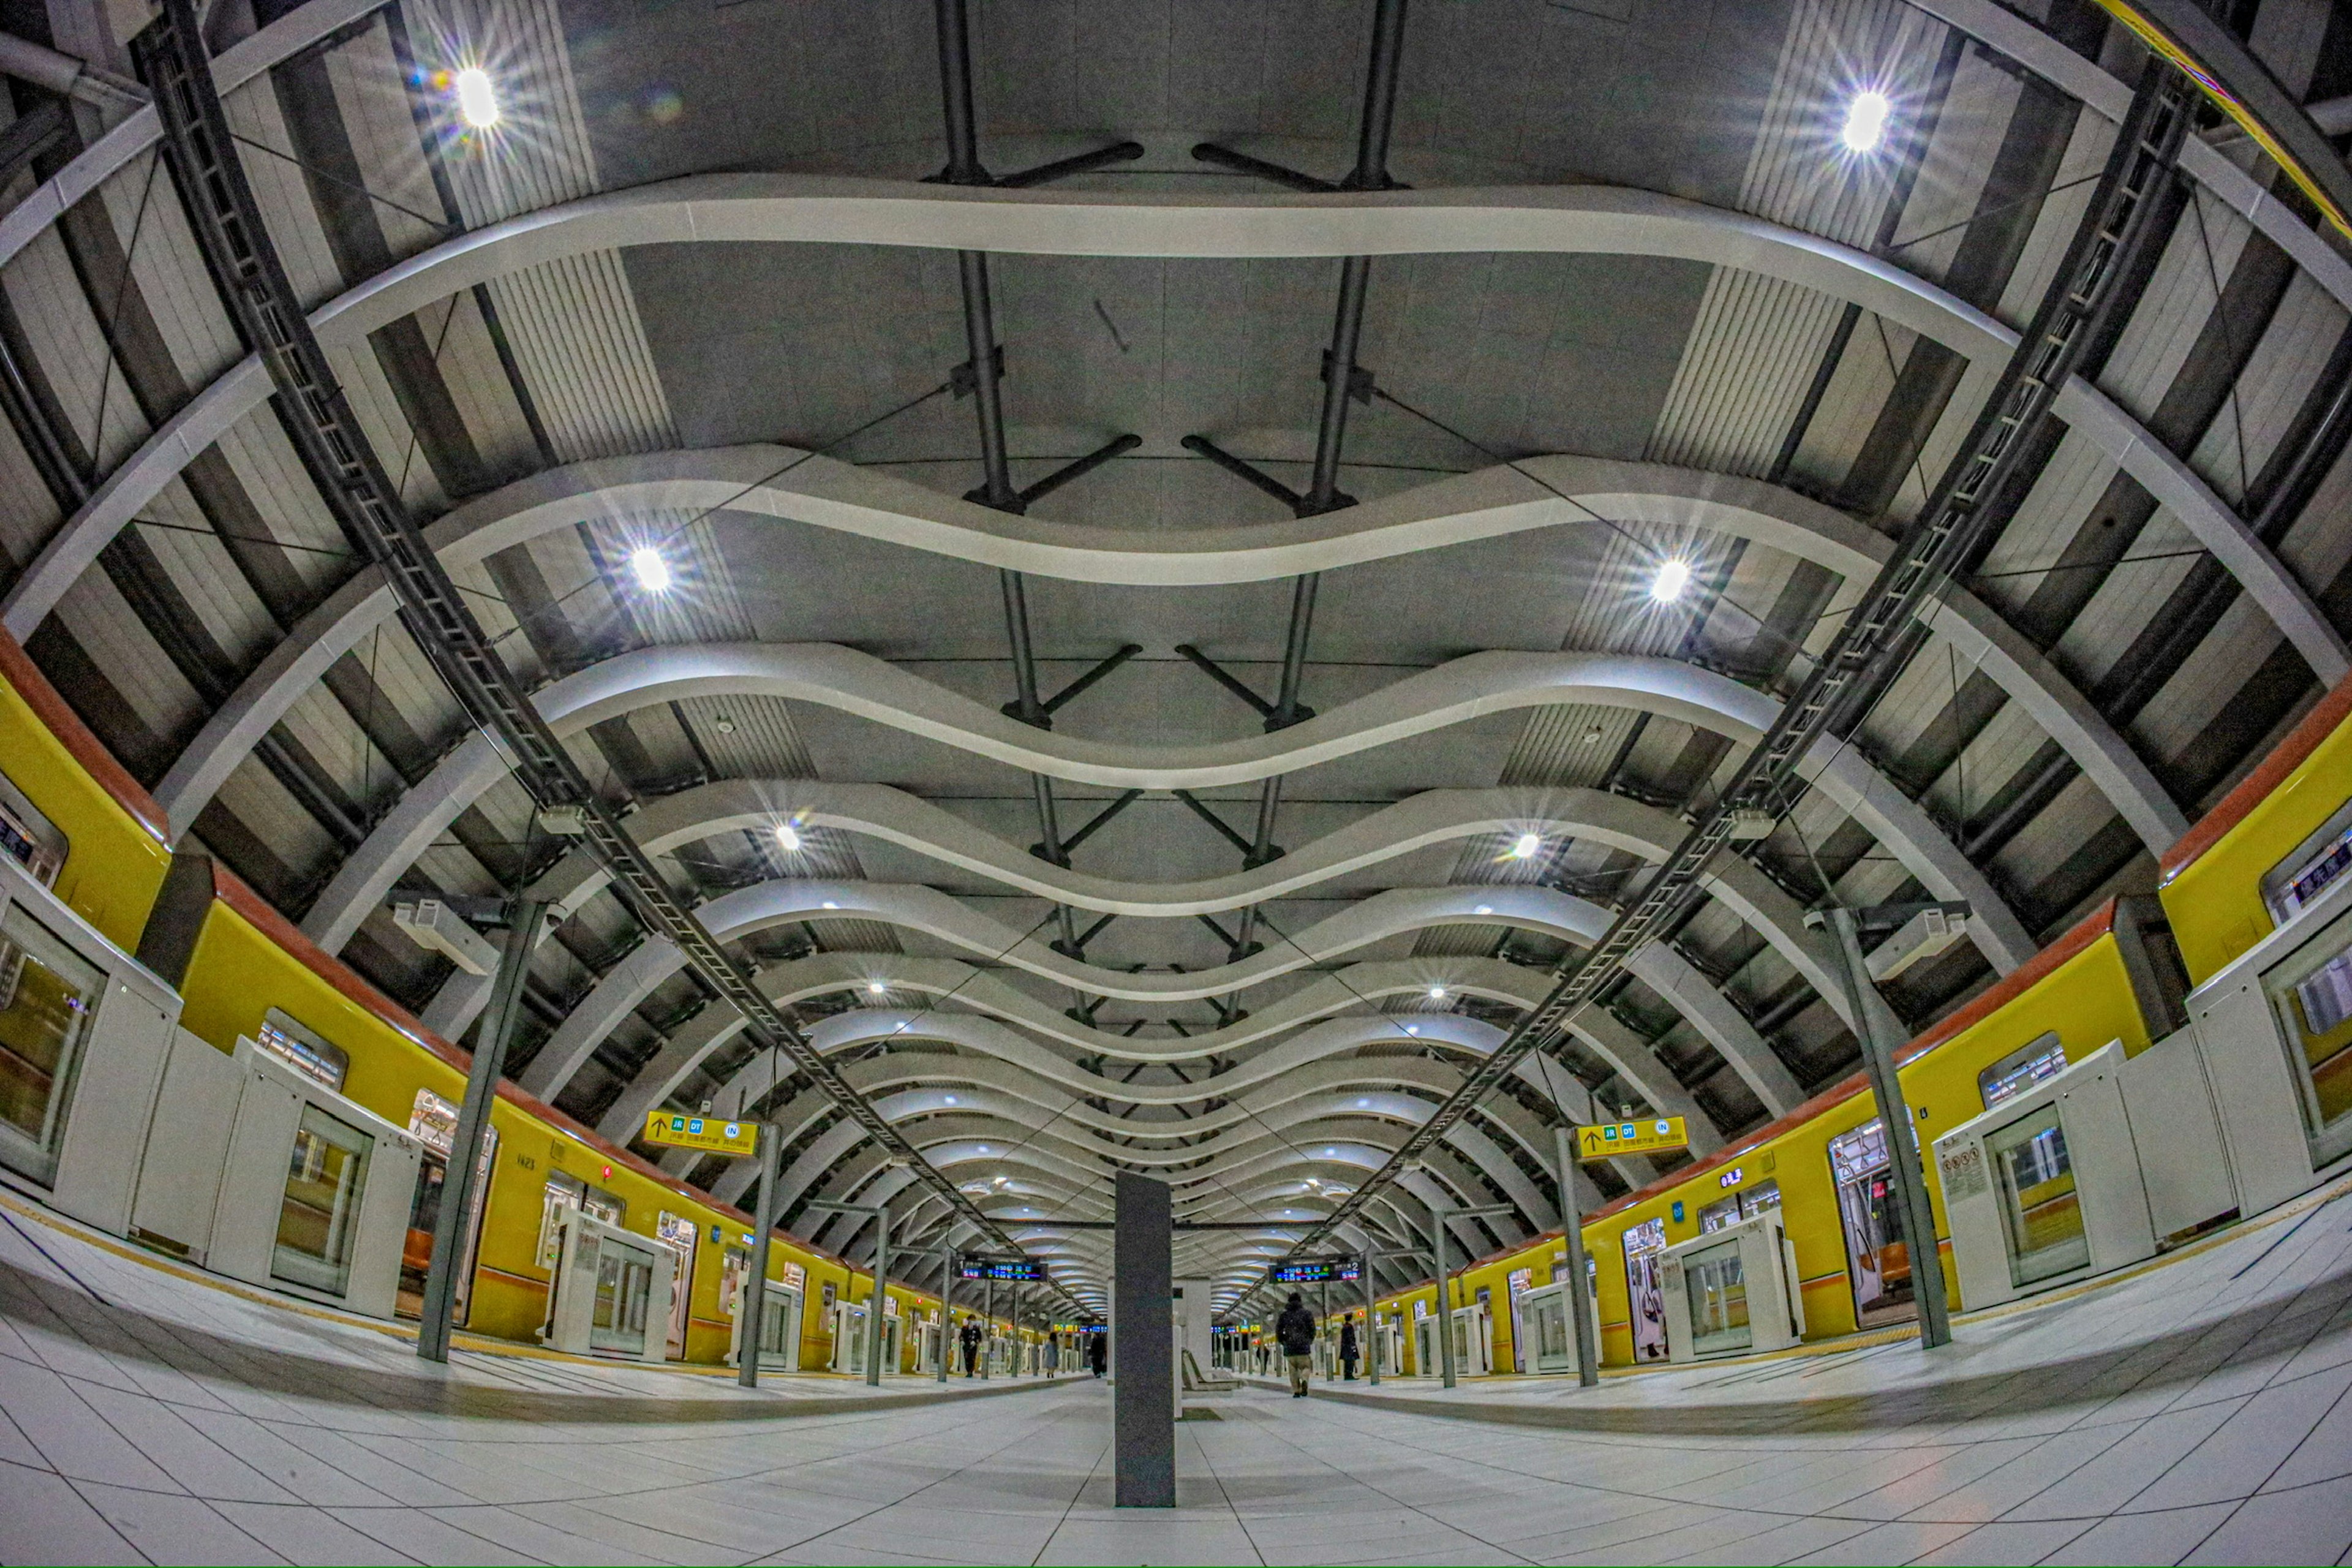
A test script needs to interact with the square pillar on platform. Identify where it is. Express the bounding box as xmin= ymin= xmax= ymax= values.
xmin=1114 ymin=1170 xmax=1173 ymax=1507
